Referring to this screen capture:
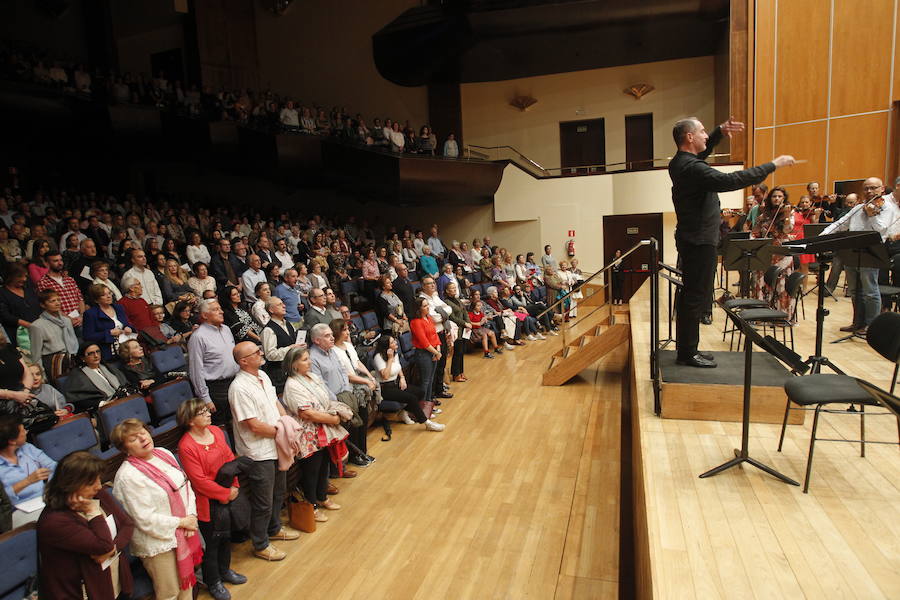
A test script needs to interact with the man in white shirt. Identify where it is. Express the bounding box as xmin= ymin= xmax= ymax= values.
xmin=122 ymin=249 xmax=163 ymax=305
xmin=59 ymin=217 xmax=86 ymax=251
xmin=241 ymin=254 xmax=267 ymax=303
xmin=273 ymin=238 xmax=293 ymax=270
xmin=824 ymin=177 xmax=899 ymax=334
xmin=418 ymin=277 xmax=454 ymax=401
xmin=426 ymin=225 xmax=446 ymax=258
xmin=229 ymin=340 xmax=298 ymax=562
xmin=261 ymin=297 xmax=304 ymax=393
